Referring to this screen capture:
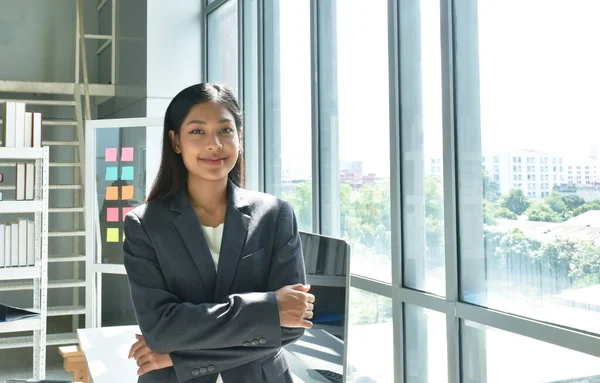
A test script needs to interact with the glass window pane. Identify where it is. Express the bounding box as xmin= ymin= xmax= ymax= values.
xmin=462 ymin=320 xmax=600 ymax=383
xmin=346 ymin=287 xmax=393 ymax=382
xmin=96 ymin=127 xmax=148 ymax=264
xmin=102 ymin=273 xmax=136 ymax=326
xmin=264 ymin=0 xmax=312 ymax=232
xmin=401 ymin=0 xmax=445 ymax=296
xmin=456 ymin=0 xmax=600 ymax=333
xmin=242 ymin=0 xmax=260 ymax=191
xmin=336 ymin=0 xmax=391 ymax=282
xmin=405 ymin=305 xmax=448 ymax=383
xmin=207 ymin=1 xmax=238 ymax=96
